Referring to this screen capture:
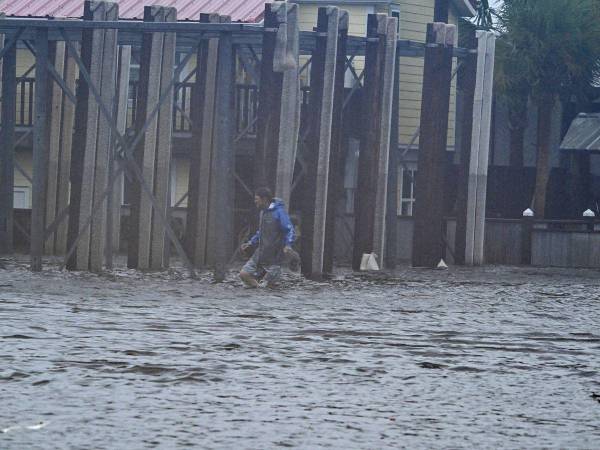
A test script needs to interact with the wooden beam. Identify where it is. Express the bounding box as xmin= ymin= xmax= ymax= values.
xmin=128 ymin=6 xmax=166 ymax=269
xmin=454 ymin=27 xmax=477 ymax=265
xmin=323 ymin=10 xmax=349 ymax=275
xmin=55 ymin=42 xmax=78 ymax=255
xmin=44 ymin=41 xmax=66 ymax=255
xmin=67 ymin=1 xmax=108 ymax=271
xmin=0 ymin=37 xmax=16 ymax=254
xmin=150 ymin=7 xmax=177 ymax=270
xmin=411 ymin=23 xmax=455 ymax=268
xmin=31 ymin=27 xmax=50 ymax=271
xmin=300 ymin=7 xmax=340 ymax=280
xmin=185 ymin=13 xmax=220 ymax=268
xmin=89 ymin=1 xmax=119 ymax=272
xmin=211 ymin=31 xmax=235 ymax=282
